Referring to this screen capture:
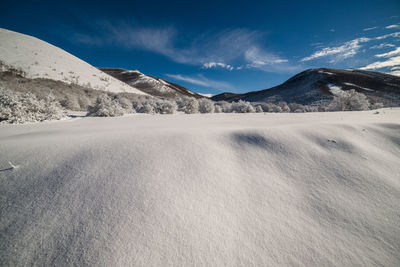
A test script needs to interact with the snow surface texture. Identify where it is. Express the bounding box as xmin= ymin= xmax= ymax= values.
xmin=0 ymin=28 xmax=146 ymax=95
xmin=1 ymin=110 xmax=400 ymax=266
